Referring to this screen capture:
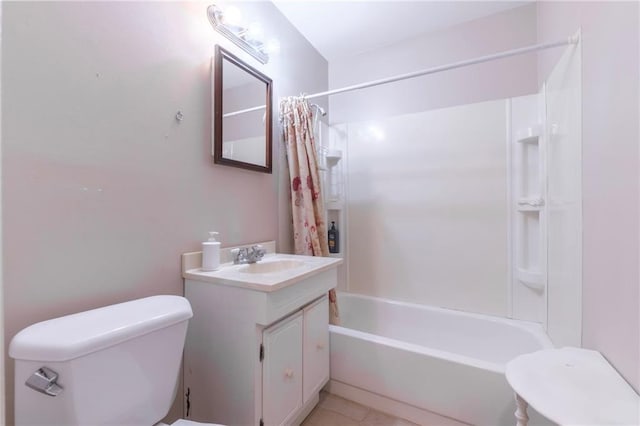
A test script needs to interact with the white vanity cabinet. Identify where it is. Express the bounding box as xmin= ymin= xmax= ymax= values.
xmin=262 ymin=296 xmax=330 ymax=425
xmin=263 ymin=312 xmax=304 ymax=425
xmin=182 ymin=252 xmax=339 ymax=426
xmin=302 ymin=296 xmax=330 ymax=402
